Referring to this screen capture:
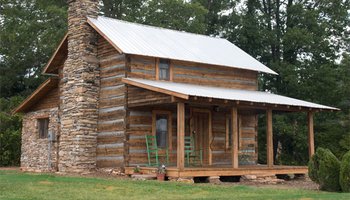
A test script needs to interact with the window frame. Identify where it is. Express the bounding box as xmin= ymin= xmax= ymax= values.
xmin=37 ymin=117 xmax=49 ymax=139
xmin=155 ymin=58 xmax=172 ymax=81
xmin=152 ymin=110 xmax=172 ymax=150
